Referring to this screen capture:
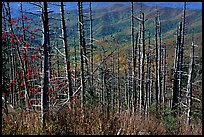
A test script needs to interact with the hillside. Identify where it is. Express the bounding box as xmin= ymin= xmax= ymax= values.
xmin=59 ymin=3 xmax=202 ymax=53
